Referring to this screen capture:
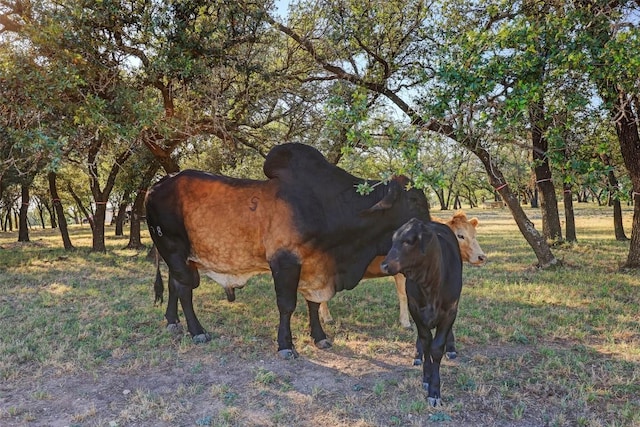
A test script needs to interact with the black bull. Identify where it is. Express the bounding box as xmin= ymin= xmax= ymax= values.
xmin=145 ymin=143 xmax=431 ymax=359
